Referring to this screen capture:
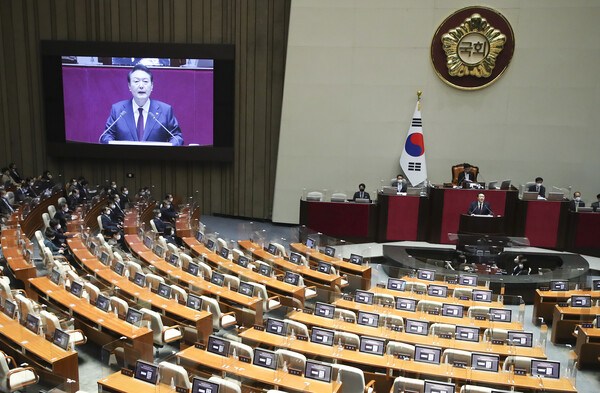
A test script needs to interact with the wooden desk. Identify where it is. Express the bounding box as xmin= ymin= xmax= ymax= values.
xmin=574 ymin=326 xmax=600 ymax=369
xmin=98 ymin=371 xmax=175 ymax=393
xmin=236 ymin=326 xmax=572 ymax=392
xmin=184 ymin=237 xmax=309 ymax=309
xmin=0 ymin=311 xmax=79 ymax=390
xmin=332 ymin=298 xmax=523 ymax=331
xmin=28 ymin=277 xmax=154 ymax=364
xmin=533 ymin=289 xmax=600 ymax=325
xmin=551 ymin=305 xmax=600 ymax=344
xmin=289 ymin=242 xmax=372 ymax=290
xmin=20 ymin=193 xmax=60 ymax=238
xmin=177 ymin=346 xmax=342 ymax=393
xmin=1 ymin=232 xmax=37 ymax=297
